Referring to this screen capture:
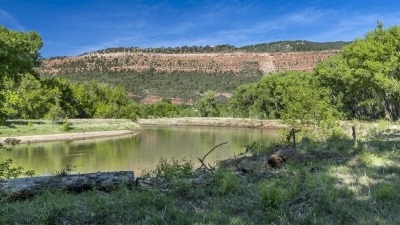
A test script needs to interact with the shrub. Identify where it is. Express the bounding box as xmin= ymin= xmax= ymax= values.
xmin=46 ymin=104 xmax=66 ymax=123
xmin=153 ymin=158 xmax=193 ymax=180
xmin=61 ymin=121 xmax=72 ymax=132
xmin=0 ymin=138 xmax=35 ymax=179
